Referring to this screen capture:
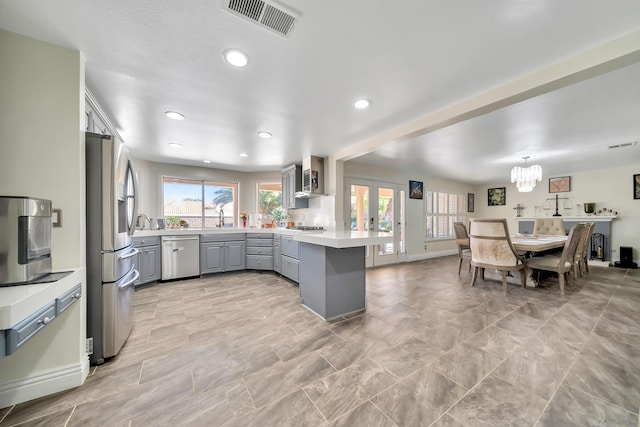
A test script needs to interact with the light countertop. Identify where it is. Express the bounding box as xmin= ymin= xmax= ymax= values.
xmin=0 ymin=268 xmax=84 ymax=329
xmin=133 ymin=228 xmax=393 ymax=248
